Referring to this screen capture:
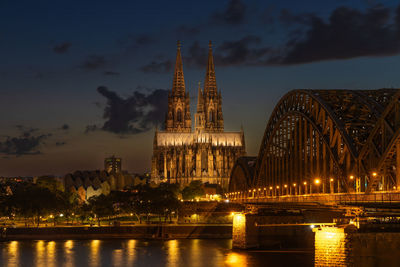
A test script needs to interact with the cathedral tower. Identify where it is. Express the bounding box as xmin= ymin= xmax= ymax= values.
xmin=200 ymin=41 xmax=224 ymax=132
xmin=165 ymin=41 xmax=192 ymax=132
